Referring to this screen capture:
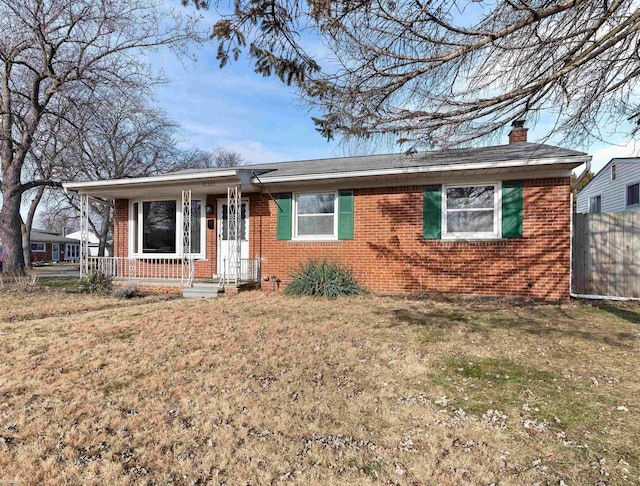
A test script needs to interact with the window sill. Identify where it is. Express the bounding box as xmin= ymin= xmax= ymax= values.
xmin=290 ymin=238 xmax=341 ymax=243
xmin=441 ymin=235 xmax=503 ymax=241
xmin=130 ymin=254 xmax=207 ymax=260
xmin=436 ymin=236 xmax=520 ymax=243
